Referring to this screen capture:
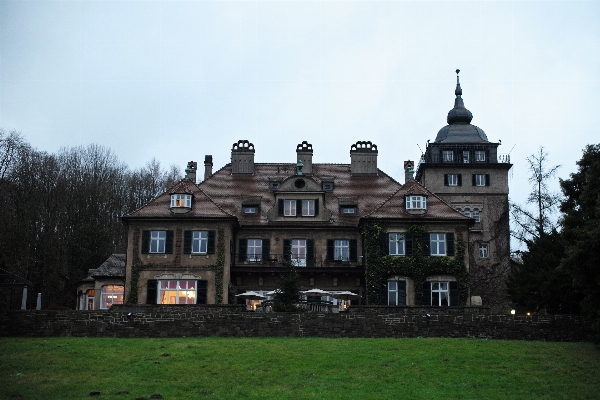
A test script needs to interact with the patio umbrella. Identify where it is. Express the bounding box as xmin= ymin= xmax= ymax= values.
xmin=330 ymin=291 xmax=361 ymax=301
xmin=301 ymin=288 xmax=332 ymax=297
xmin=235 ymin=291 xmax=267 ymax=300
xmin=265 ymin=289 xmax=282 ymax=297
